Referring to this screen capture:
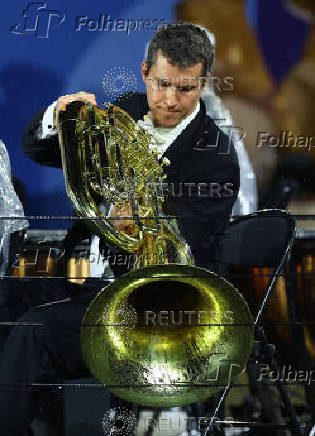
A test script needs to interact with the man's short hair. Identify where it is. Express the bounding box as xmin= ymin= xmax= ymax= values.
xmin=145 ymin=22 xmax=214 ymax=77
